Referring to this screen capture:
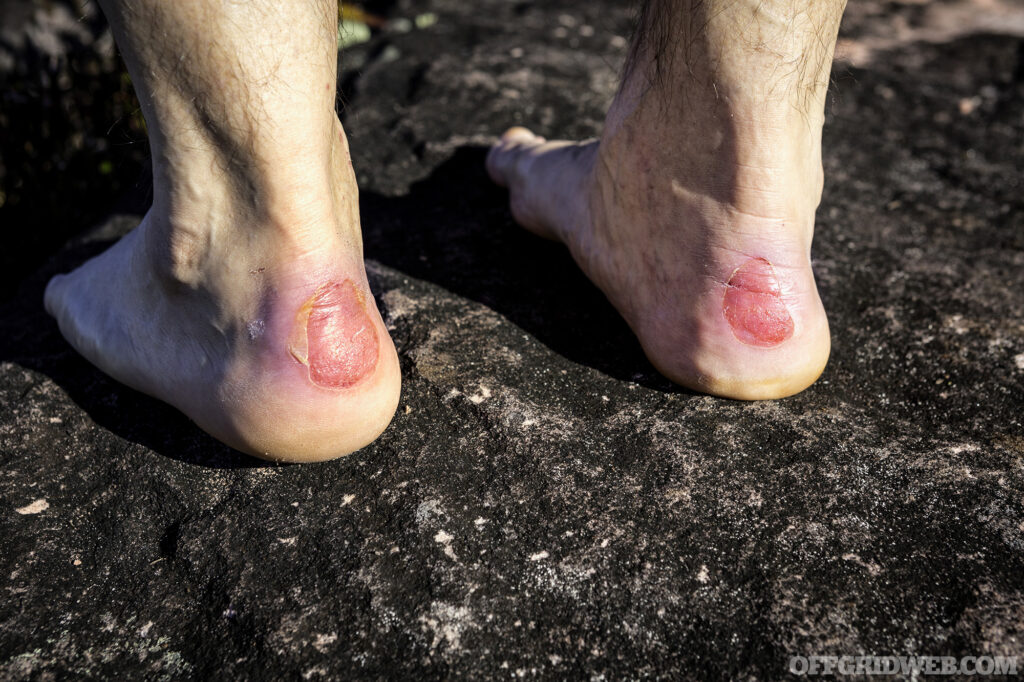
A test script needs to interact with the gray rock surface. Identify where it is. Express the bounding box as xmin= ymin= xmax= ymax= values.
xmin=2 ymin=1 xmax=1023 ymax=679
